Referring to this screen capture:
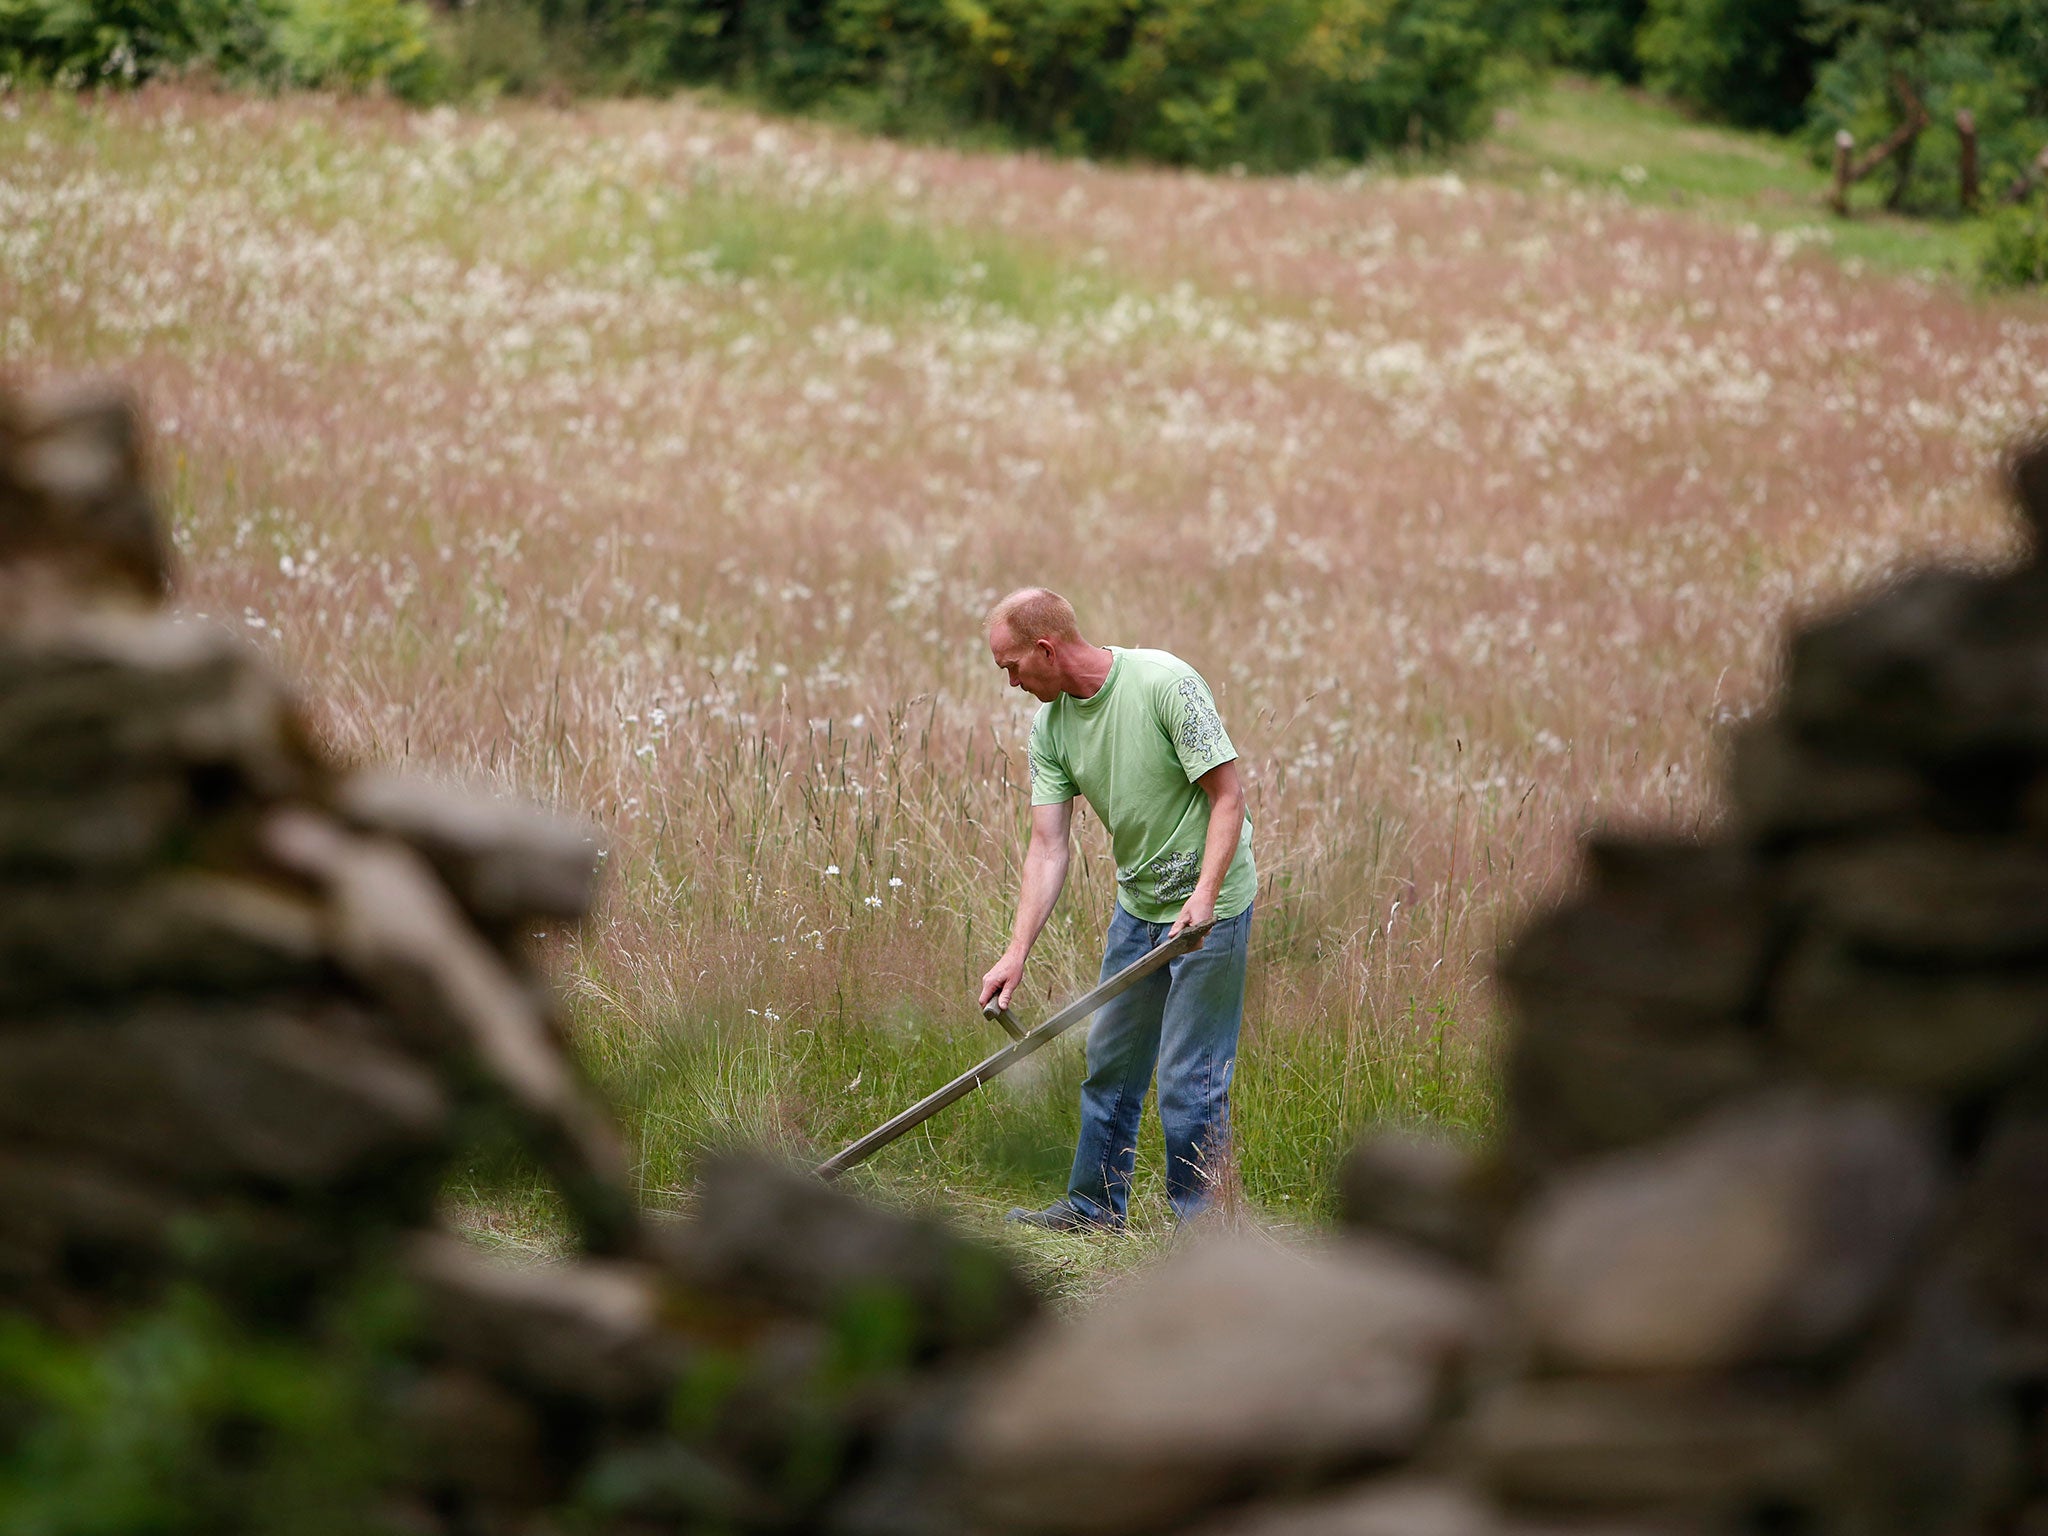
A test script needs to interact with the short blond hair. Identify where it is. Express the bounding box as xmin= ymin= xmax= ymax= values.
xmin=985 ymin=587 xmax=1081 ymax=645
